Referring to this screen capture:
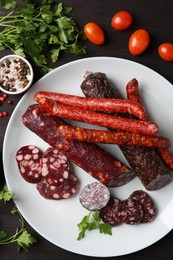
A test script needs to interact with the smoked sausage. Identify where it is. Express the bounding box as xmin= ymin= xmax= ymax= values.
xmin=34 ymin=91 xmax=146 ymax=119
xmin=57 ymin=125 xmax=170 ymax=149
xmin=126 ymin=78 xmax=173 ymax=171
xmin=35 ymin=97 xmax=158 ymax=135
xmin=80 ymin=72 xmax=172 ymax=190
xmin=22 ymin=104 xmax=135 ymax=187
